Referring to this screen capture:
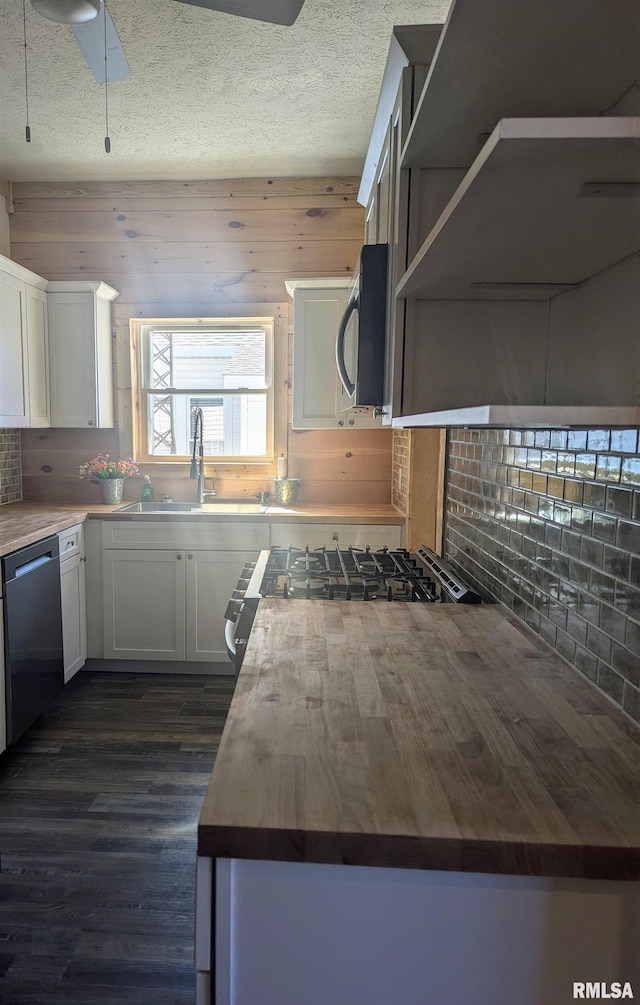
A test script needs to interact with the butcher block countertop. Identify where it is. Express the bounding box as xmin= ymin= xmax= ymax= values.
xmin=0 ymin=501 xmax=402 ymax=558
xmin=0 ymin=502 xmax=117 ymax=557
xmin=198 ymin=600 xmax=640 ymax=880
